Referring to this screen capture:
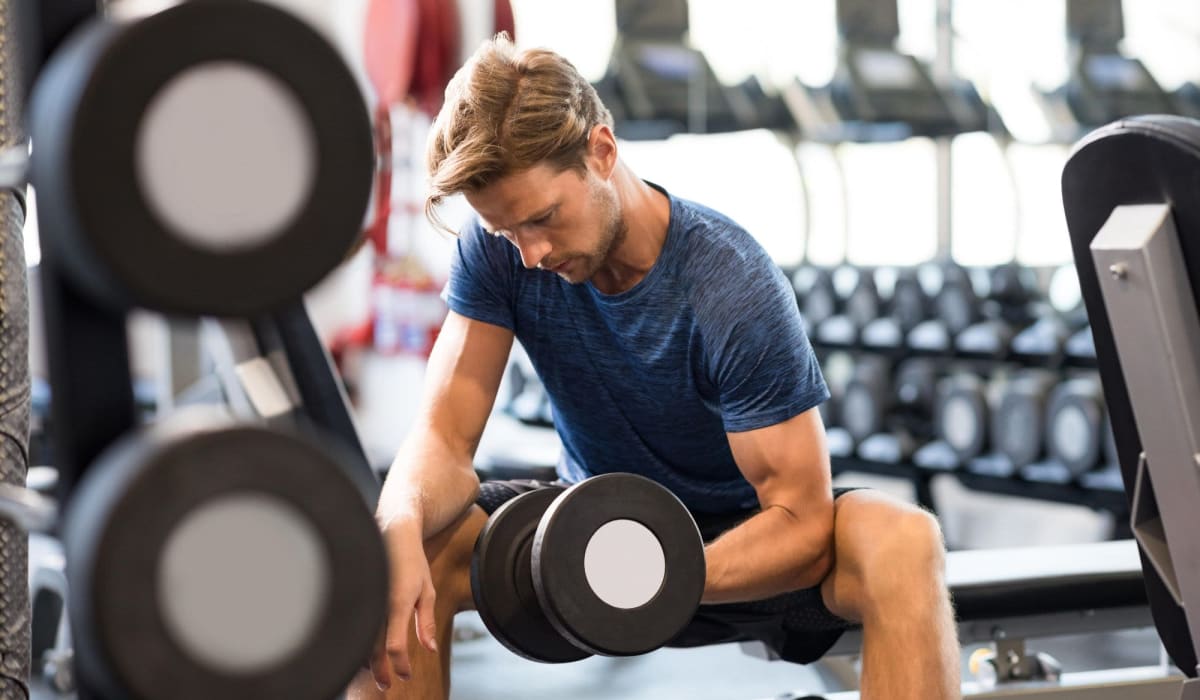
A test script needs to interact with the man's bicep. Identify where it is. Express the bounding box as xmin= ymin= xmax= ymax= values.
xmin=726 ymin=408 xmax=833 ymax=512
xmin=420 ymin=311 xmax=514 ymax=455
